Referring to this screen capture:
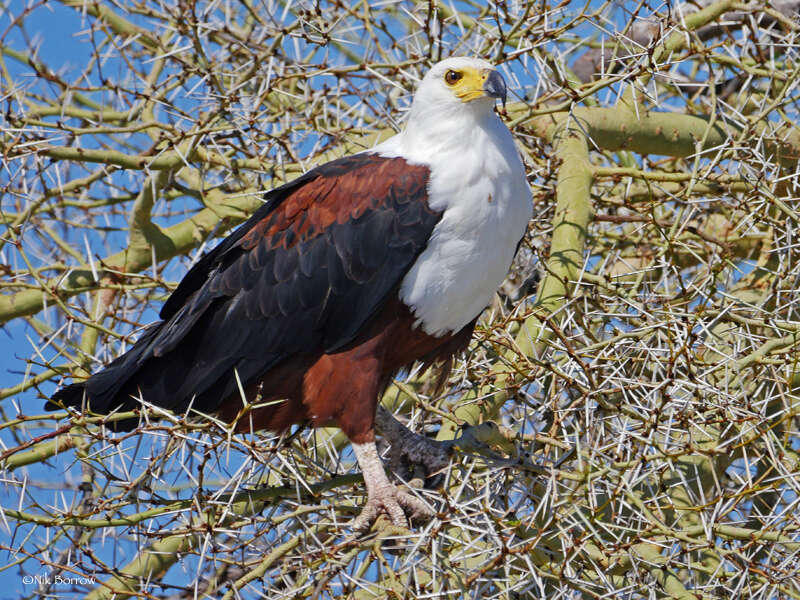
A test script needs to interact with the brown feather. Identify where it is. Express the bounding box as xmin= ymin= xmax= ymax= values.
xmin=223 ymin=296 xmax=475 ymax=443
xmin=240 ymin=157 xmax=428 ymax=252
